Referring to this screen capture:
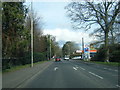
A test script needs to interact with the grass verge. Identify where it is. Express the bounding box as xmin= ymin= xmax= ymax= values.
xmin=3 ymin=60 xmax=48 ymax=73
xmin=89 ymin=61 xmax=119 ymax=66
